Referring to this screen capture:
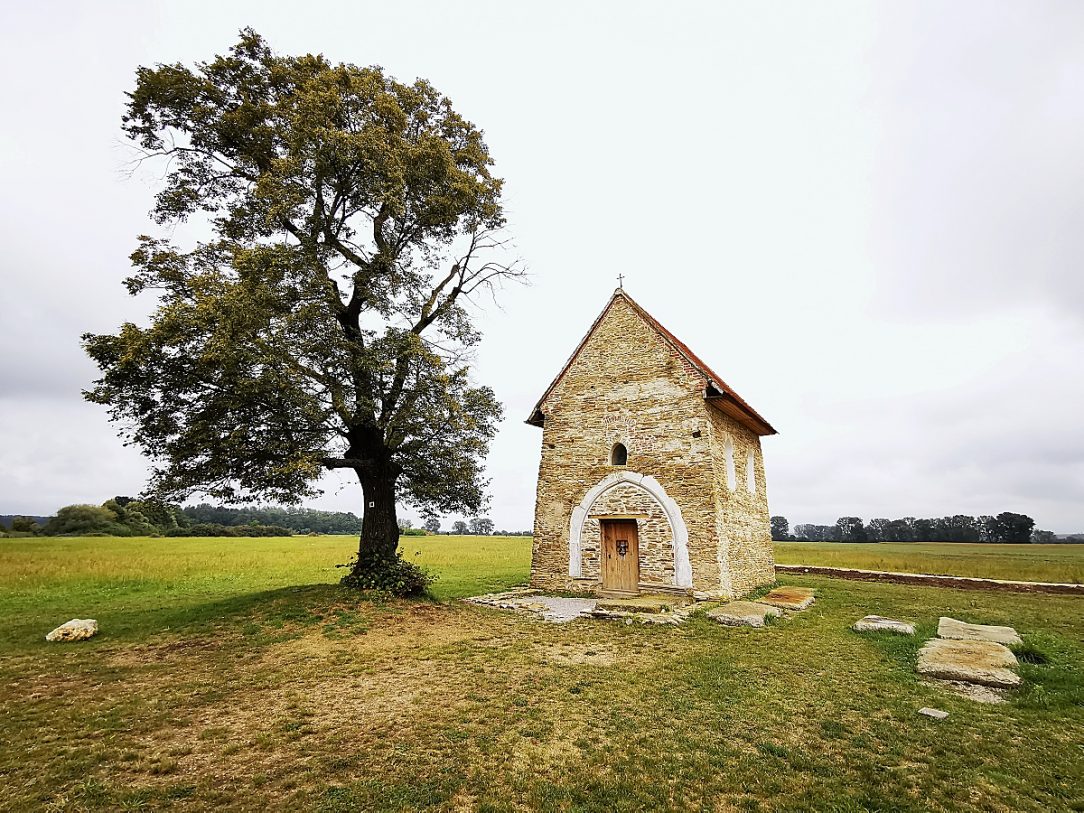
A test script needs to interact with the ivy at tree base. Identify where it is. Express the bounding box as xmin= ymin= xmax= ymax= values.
xmin=339 ymin=553 xmax=434 ymax=597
